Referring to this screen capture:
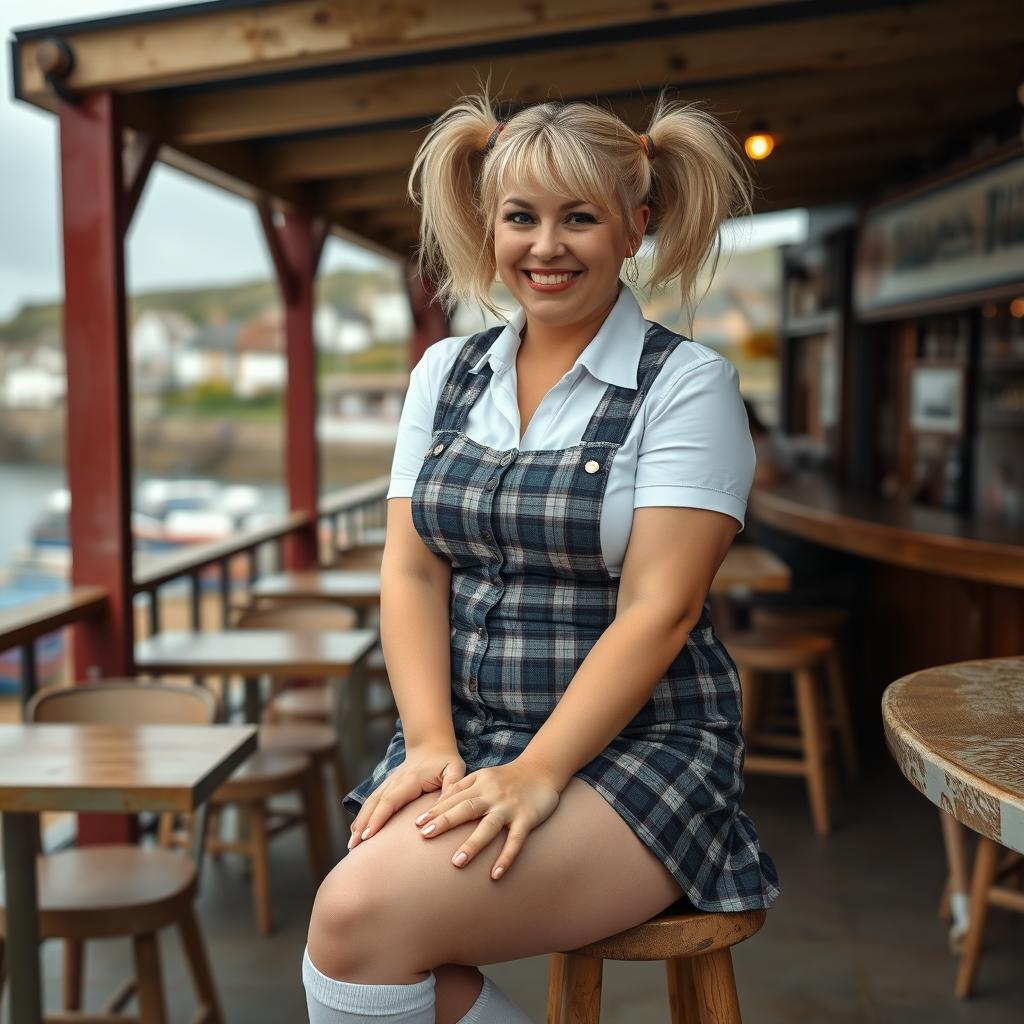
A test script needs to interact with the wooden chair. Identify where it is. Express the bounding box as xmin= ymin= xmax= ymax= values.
xmin=726 ymin=630 xmax=838 ymax=836
xmin=547 ymin=903 xmax=766 ymax=1023
xmin=0 ymin=680 xmax=224 ymax=1023
xmin=748 ymin=605 xmax=858 ymax=782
